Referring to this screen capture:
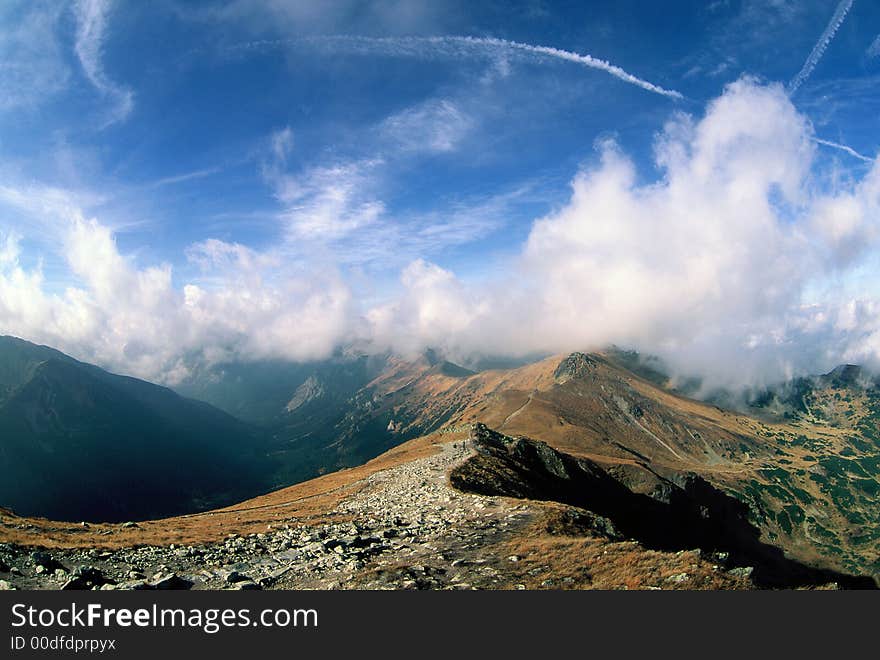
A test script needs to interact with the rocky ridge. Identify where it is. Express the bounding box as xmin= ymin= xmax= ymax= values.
xmin=3 ymin=425 xmax=863 ymax=591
